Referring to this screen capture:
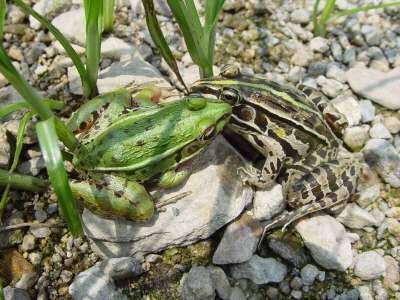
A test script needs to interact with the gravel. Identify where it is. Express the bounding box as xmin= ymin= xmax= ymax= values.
xmin=1 ymin=0 xmax=400 ymax=299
